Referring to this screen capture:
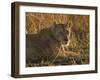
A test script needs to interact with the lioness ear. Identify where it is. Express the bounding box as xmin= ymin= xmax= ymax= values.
xmin=53 ymin=21 xmax=58 ymax=29
xmin=51 ymin=22 xmax=57 ymax=32
xmin=66 ymin=21 xmax=73 ymax=28
xmin=65 ymin=22 xmax=68 ymax=27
